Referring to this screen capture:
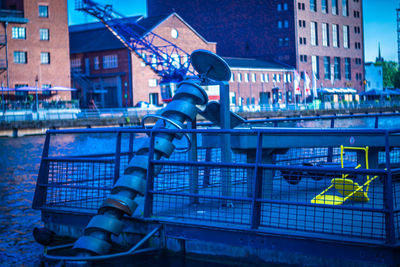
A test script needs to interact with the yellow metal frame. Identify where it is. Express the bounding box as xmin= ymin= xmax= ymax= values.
xmin=311 ymin=146 xmax=378 ymax=205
